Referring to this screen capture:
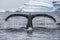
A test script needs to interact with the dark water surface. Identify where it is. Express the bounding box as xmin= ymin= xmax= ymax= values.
xmin=0 ymin=27 xmax=60 ymax=40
